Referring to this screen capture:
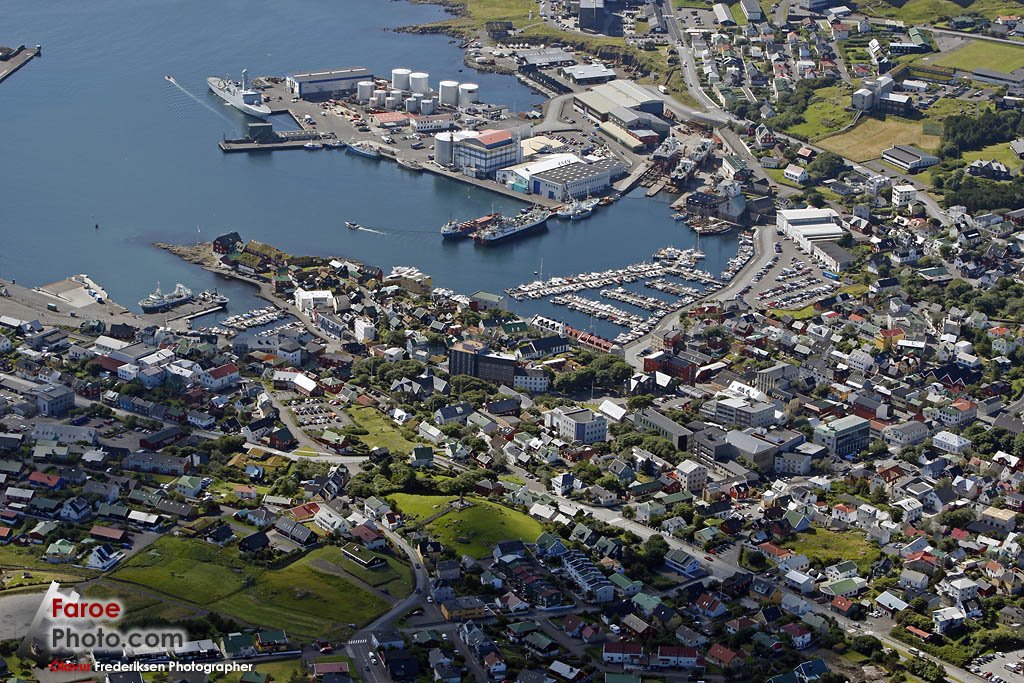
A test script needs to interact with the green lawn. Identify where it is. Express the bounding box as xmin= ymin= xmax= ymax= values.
xmin=786 ymin=528 xmax=881 ymax=574
xmin=112 ymin=537 xmax=254 ymax=604
xmin=223 ymin=658 xmax=305 ymax=683
xmin=963 ymin=142 xmax=1021 ymax=171
xmin=111 ymin=538 xmax=390 ymax=640
xmin=325 ymin=546 xmax=414 ymax=596
xmin=932 ymin=40 xmax=1024 ymax=72
xmin=346 ymin=405 xmax=418 ymax=454
xmin=764 ymin=168 xmax=805 ymax=189
xmin=392 ymin=494 xmax=544 ymax=558
xmin=769 ymin=304 xmax=818 ymax=319
xmin=784 ymin=85 xmax=855 ymax=141
xmin=389 ymin=493 xmax=457 ymax=521
xmin=862 ymin=0 xmax=1012 ymax=23
xmin=729 ymin=3 xmax=748 ymax=25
